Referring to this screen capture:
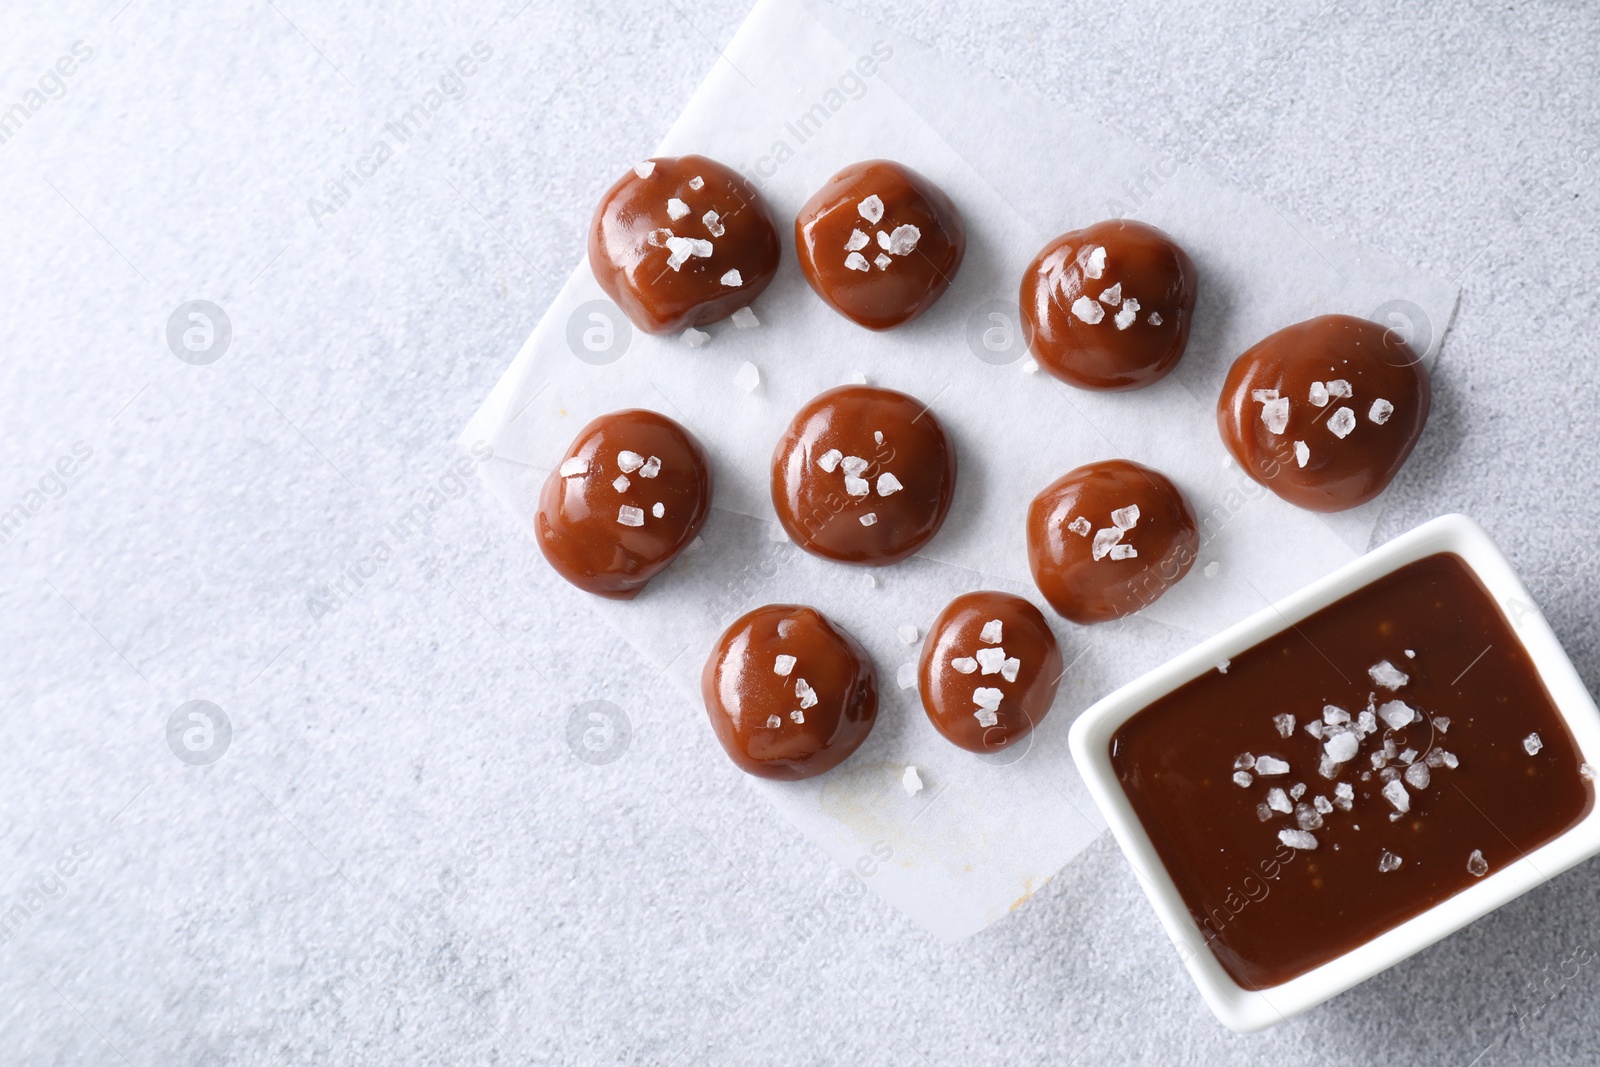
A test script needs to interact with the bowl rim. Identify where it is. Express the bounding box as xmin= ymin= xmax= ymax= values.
xmin=1067 ymin=512 xmax=1600 ymax=1032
